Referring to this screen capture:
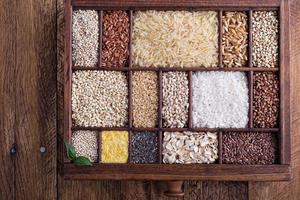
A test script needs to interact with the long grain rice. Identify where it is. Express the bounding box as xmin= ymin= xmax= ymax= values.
xmin=132 ymin=11 xmax=219 ymax=68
